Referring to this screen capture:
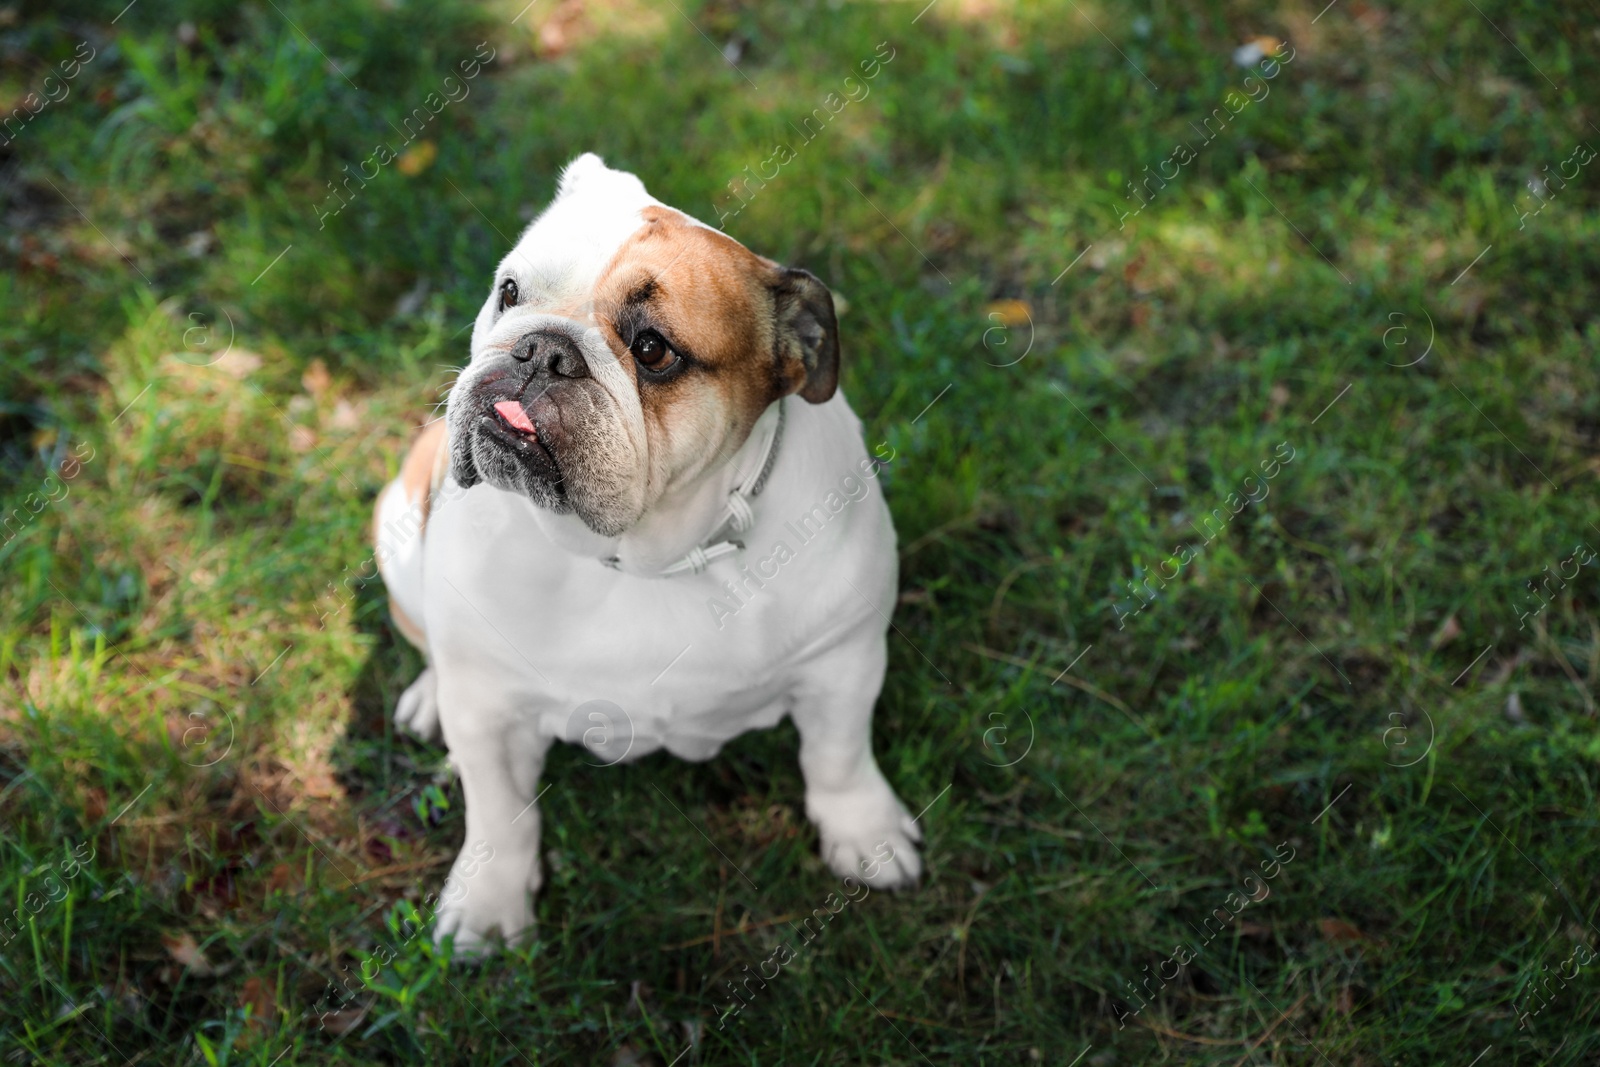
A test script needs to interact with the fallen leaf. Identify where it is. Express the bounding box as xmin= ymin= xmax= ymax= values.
xmin=984 ymin=299 xmax=1031 ymax=327
xmin=319 ymin=1007 xmax=366 ymax=1035
xmin=1232 ymin=36 xmax=1284 ymax=68
xmin=537 ymin=0 xmax=588 ymax=58
xmin=397 ymin=141 xmax=437 ymax=177
xmin=239 ymin=976 xmax=275 ymax=1031
xmin=539 ymin=21 xmax=568 ymax=55
xmin=162 ymin=932 xmax=216 ymax=975
xmin=1086 ymin=241 xmax=1124 ymax=271
xmin=289 ymin=426 xmax=317 ymax=453
xmin=1350 ymin=1 xmax=1389 ymax=30
xmin=330 ymin=399 xmax=361 ymax=430
xmin=1430 ymin=615 xmax=1462 ymax=649
xmin=301 ymin=359 xmax=332 ymax=396
xmin=214 ymin=349 xmax=263 ymax=379
xmin=83 ymin=786 xmax=107 ymax=824
xmin=265 ymin=863 xmax=296 ymax=894
xmin=1319 ymin=918 xmax=1367 ymax=944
